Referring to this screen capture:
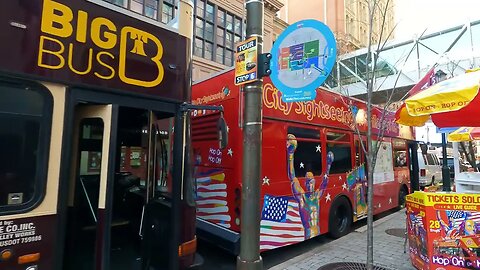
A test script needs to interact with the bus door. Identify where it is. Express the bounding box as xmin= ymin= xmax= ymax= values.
xmin=64 ymin=104 xmax=117 ymax=270
xmin=64 ymin=104 xmax=181 ymax=270
xmin=354 ymin=138 xmax=367 ymax=220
